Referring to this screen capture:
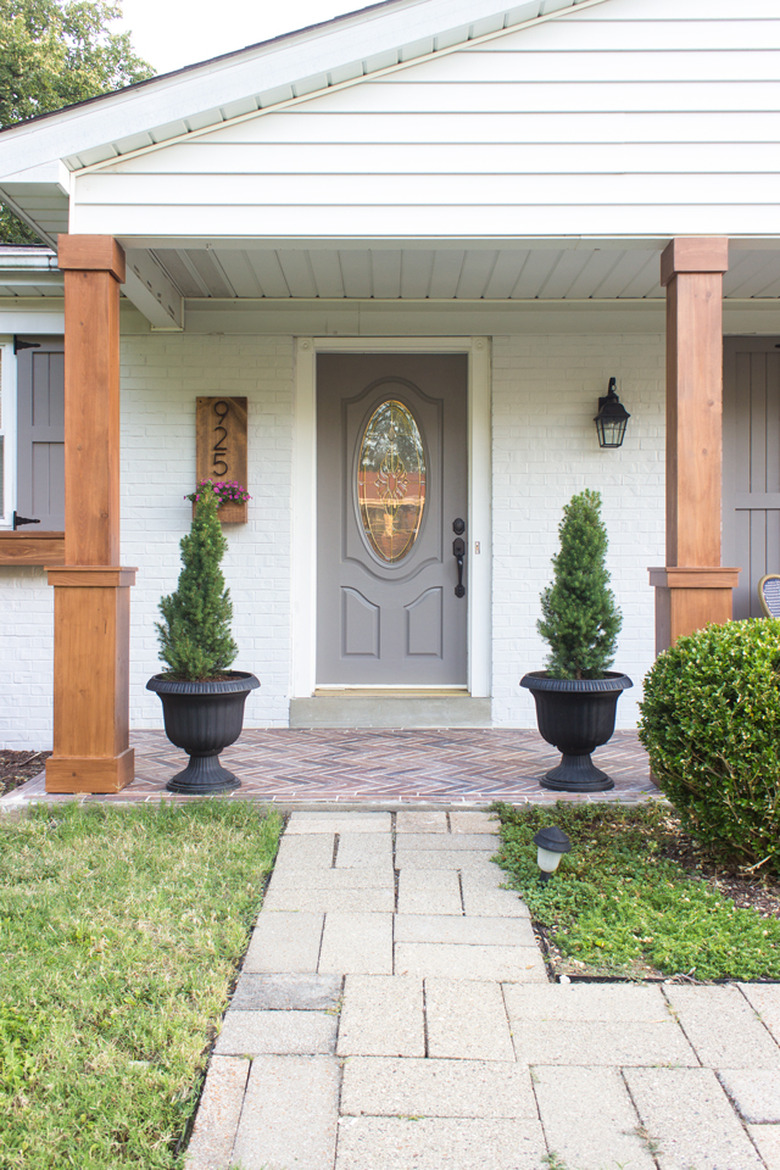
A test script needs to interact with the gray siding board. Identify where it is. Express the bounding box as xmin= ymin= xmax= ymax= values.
xmin=16 ymin=339 xmax=65 ymax=531
xmin=723 ymin=337 xmax=780 ymax=620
